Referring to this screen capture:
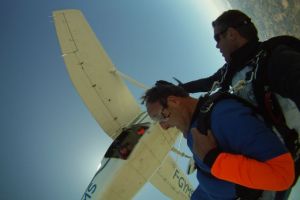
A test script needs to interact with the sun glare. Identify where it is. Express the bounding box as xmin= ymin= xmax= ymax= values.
xmin=199 ymin=0 xmax=232 ymax=20
xmin=96 ymin=162 xmax=102 ymax=171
